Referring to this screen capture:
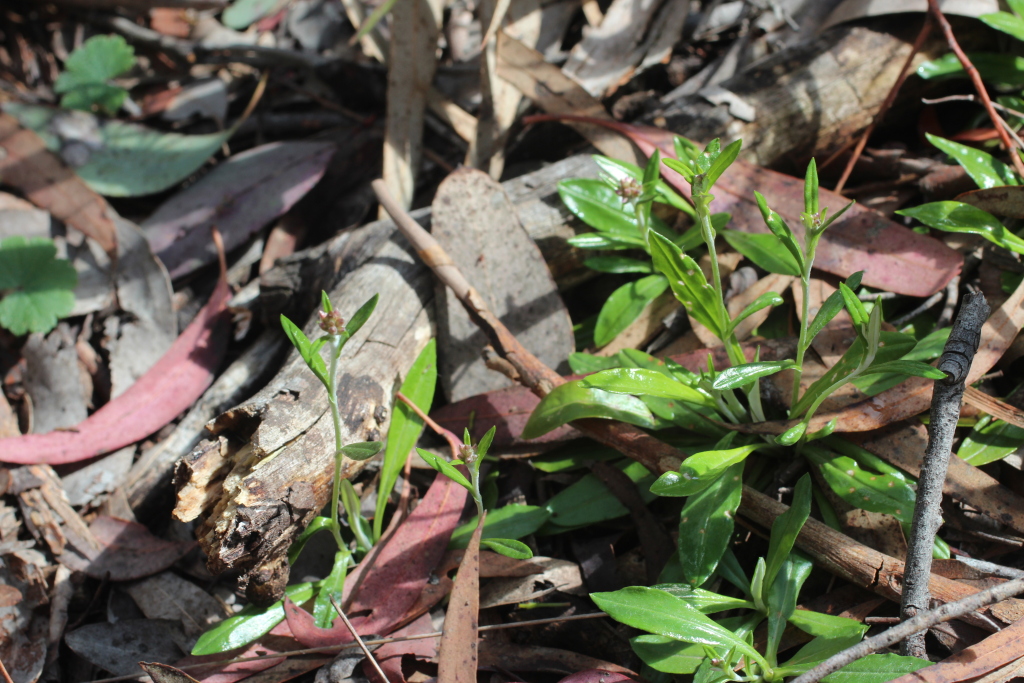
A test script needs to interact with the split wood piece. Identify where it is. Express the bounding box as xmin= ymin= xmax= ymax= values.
xmin=430 ymin=168 xmax=574 ymax=403
xmin=740 ymin=486 xmax=1003 ymax=632
xmin=853 ymin=423 xmax=1024 ymax=539
xmin=901 ymin=291 xmax=988 ymax=657
xmin=8 ymin=465 xmax=102 ymax=564
xmin=172 ymin=231 xmax=434 ymax=605
xmin=374 ymin=178 xmax=683 ymax=477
